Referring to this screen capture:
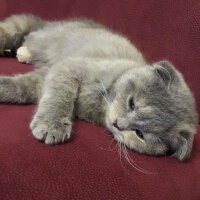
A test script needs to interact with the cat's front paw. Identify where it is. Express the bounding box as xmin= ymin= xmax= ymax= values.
xmin=30 ymin=116 xmax=72 ymax=145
